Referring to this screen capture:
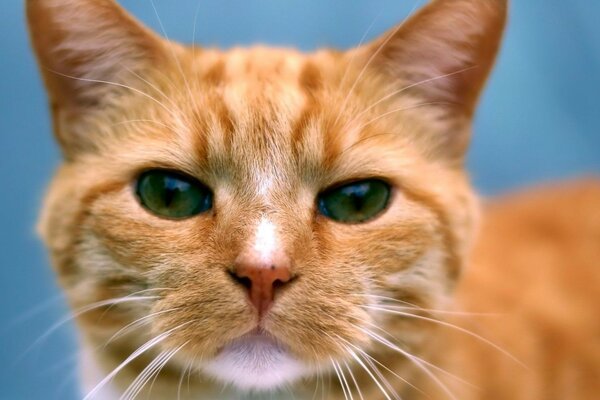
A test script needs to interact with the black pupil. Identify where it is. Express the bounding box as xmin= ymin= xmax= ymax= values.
xmin=163 ymin=178 xmax=186 ymax=206
xmin=347 ymin=184 xmax=369 ymax=211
